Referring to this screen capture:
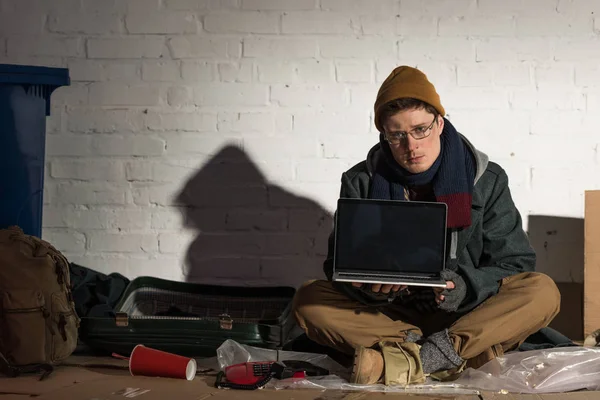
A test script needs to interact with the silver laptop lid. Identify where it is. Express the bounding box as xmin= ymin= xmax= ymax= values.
xmin=333 ymin=198 xmax=448 ymax=277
